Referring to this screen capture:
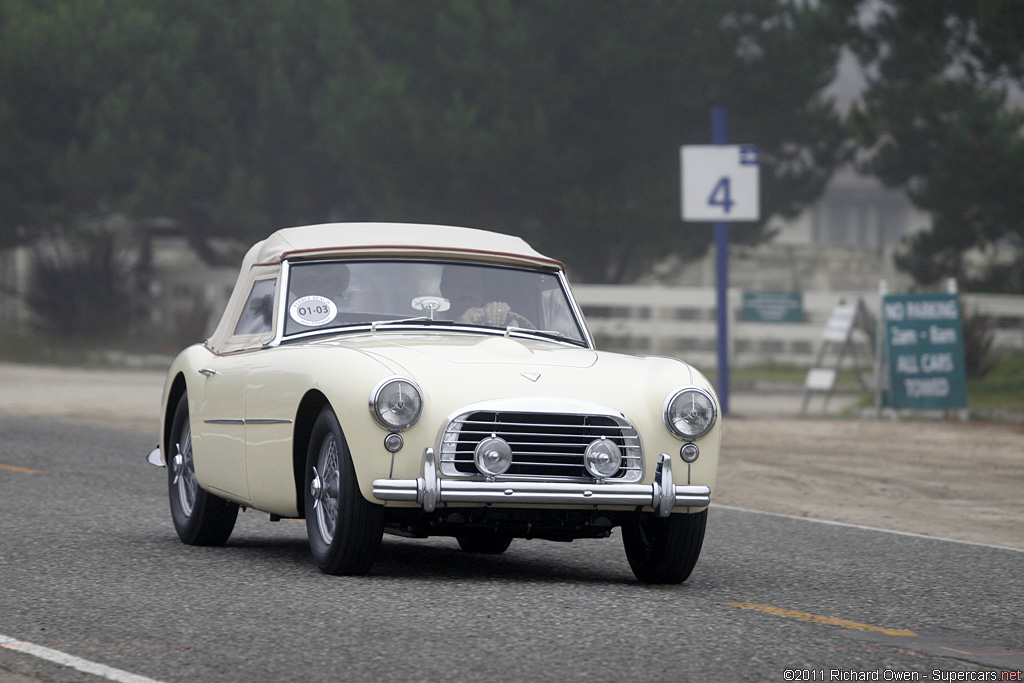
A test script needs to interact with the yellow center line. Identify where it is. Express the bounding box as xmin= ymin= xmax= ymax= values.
xmin=727 ymin=602 xmax=917 ymax=637
xmin=0 ymin=463 xmax=46 ymax=474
